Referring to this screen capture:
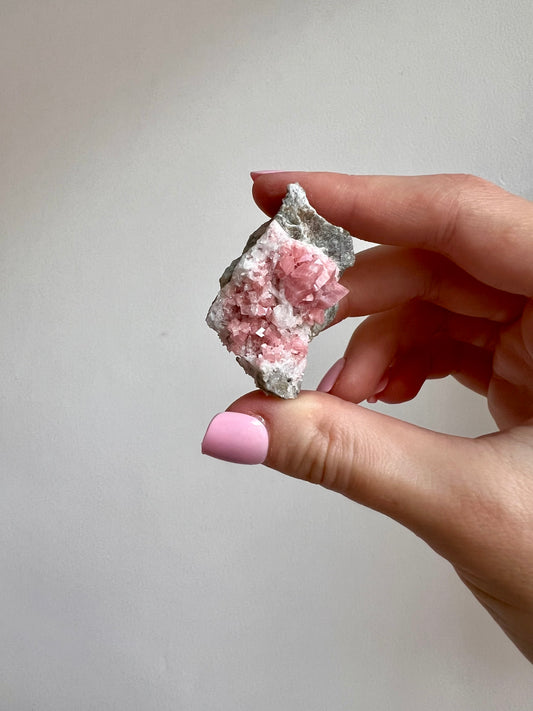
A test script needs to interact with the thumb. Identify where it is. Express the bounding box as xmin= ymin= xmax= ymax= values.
xmin=202 ymin=390 xmax=485 ymax=546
